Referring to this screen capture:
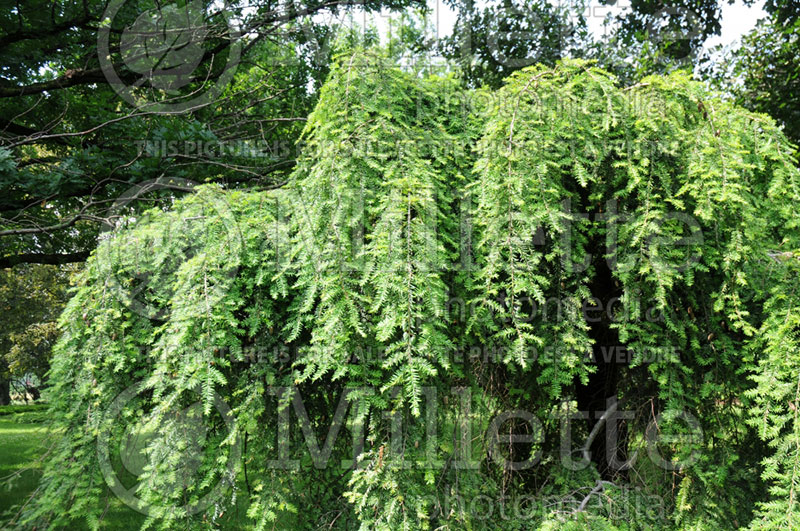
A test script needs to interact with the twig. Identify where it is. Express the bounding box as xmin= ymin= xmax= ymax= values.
xmin=576 ymin=479 xmax=616 ymax=512
xmin=581 ymin=397 xmax=618 ymax=464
